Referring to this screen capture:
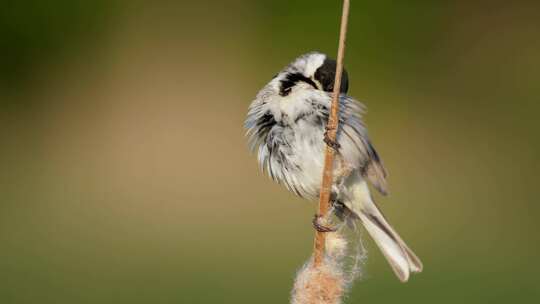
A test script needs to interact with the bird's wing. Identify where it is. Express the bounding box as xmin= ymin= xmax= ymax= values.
xmin=338 ymin=95 xmax=389 ymax=195
xmin=363 ymin=141 xmax=389 ymax=195
xmin=244 ymin=85 xmax=278 ymax=153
